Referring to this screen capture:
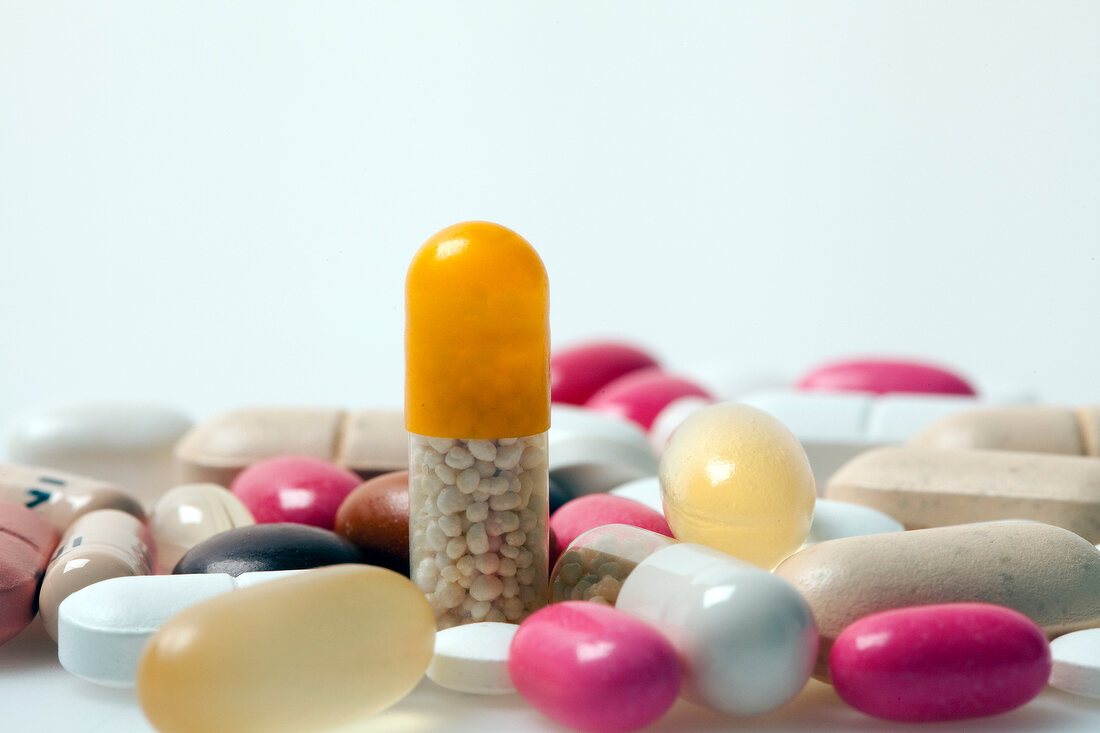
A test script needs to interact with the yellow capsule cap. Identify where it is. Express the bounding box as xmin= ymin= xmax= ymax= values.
xmin=405 ymin=221 xmax=550 ymax=439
